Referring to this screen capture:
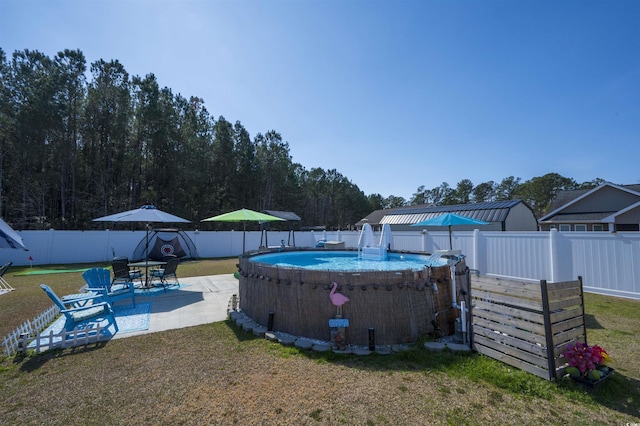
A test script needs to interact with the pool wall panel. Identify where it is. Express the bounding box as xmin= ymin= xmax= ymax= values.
xmin=238 ymin=253 xmax=467 ymax=346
